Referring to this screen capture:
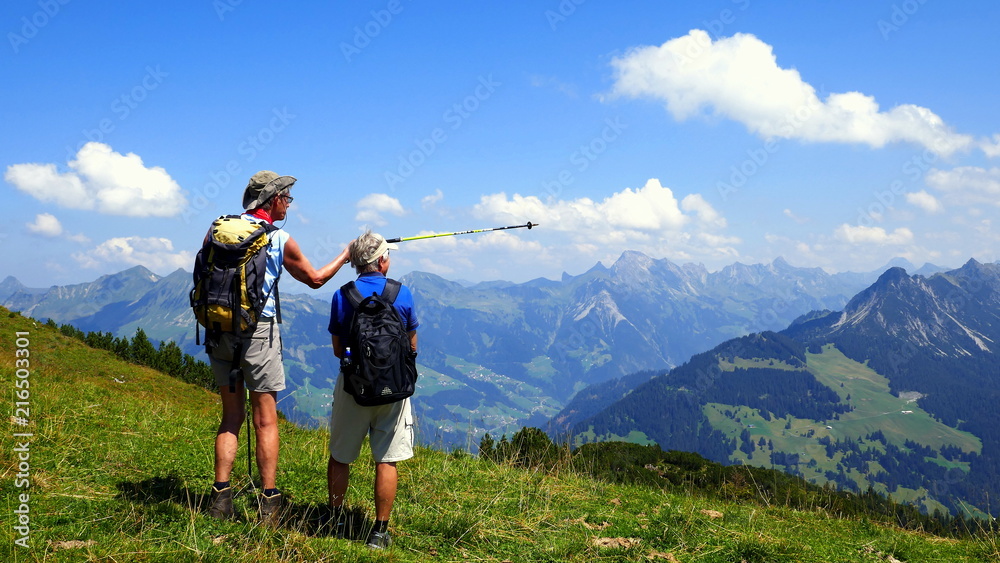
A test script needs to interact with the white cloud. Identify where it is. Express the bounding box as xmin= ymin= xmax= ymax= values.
xmin=602 ymin=180 xmax=687 ymax=230
xmin=834 ymin=224 xmax=913 ymax=245
xmin=905 ymin=190 xmax=943 ymax=213
xmin=476 ymin=178 xmax=694 ymax=233
xmin=421 ymin=189 xmax=444 ymax=208
xmin=925 ymin=166 xmax=1000 ymax=206
xmin=401 ymin=230 xmax=549 ymax=282
xmin=4 ymin=142 xmax=187 ymax=217
xmin=783 ymin=208 xmax=808 ymax=224
xmin=7 ymin=164 xmax=88 ymax=208
xmin=26 ymin=213 xmax=63 ymax=237
xmin=610 ymin=29 xmax=975 ymax=156
xmin=356 ymin=193 xmax=407 ymax=226
xmin=529 ymin=74 xmax=579 ymax=98
xmin=25 ymin=213 xmax=89 ymax=242
xmin=417 ymin=257 xmax=456 ymax=277
xmin=382 ymin=179 xmax=737 ymax=282
xmin=693 ymin=232 xmax=741 ymax=252
xmin=981 ymin=134 xmax=1000 ymax=158
xmin=74 ymin=236 xmax=192 ymax=272
xmin=680 ymin=193 xmax=726 ymax=228
xmin=472 ymin=178 xmax=737 ymax=264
